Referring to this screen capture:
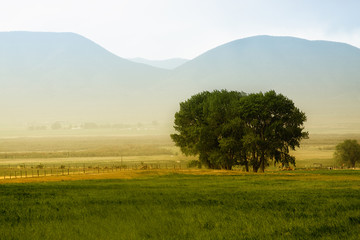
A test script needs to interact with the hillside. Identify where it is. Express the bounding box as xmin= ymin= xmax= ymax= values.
xmin=174 ymin=36 xmax=360 ymax=91
xmin=0 ymin=32 xmax=167 ymax=85
xmin=1 ymin=33 xmax=359 ymax=133
xmin=171 ymin=36 xmax=360 ymax=132
xmin=0 ymin=32 xmax=169 ymax=125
